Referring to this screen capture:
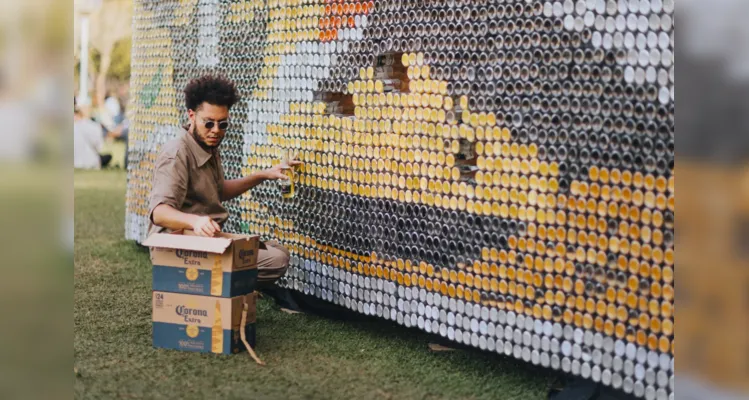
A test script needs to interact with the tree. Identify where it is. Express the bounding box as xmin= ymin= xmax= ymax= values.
xmin=108 ymin=36 xmax=132 ymax=82
xmin=88 ymin=0 xmax=132 ymax=105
